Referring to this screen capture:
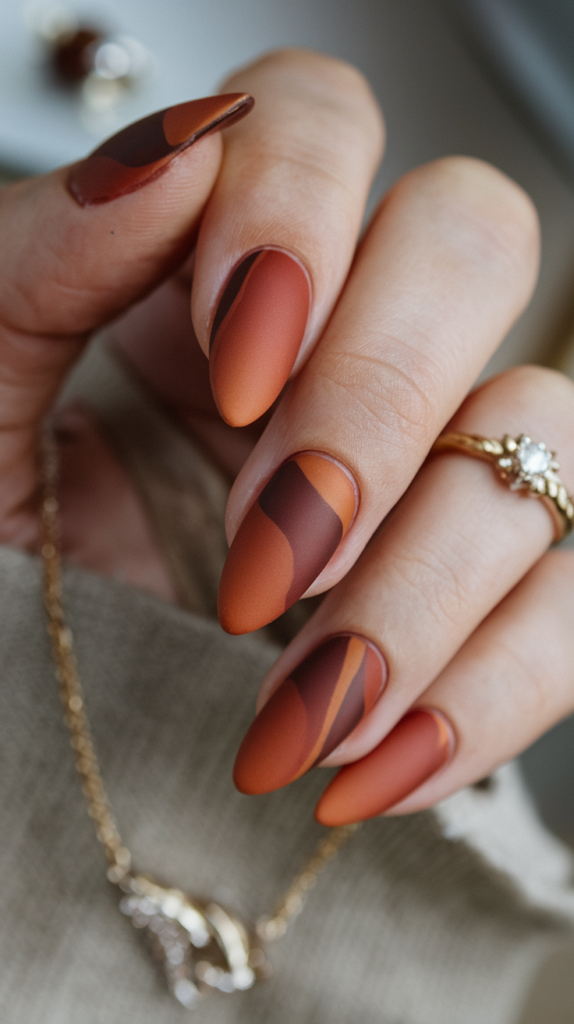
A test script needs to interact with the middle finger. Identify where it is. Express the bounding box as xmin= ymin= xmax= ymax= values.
xmin=218 ymin=156 xmax=540 ymax=635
